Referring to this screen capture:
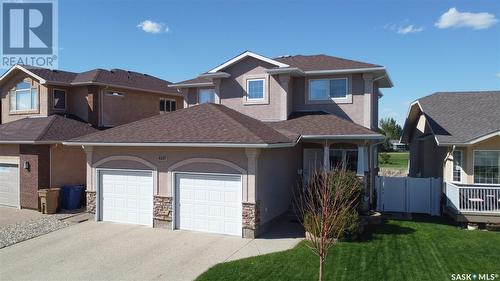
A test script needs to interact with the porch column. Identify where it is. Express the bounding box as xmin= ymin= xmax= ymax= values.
xmin=244 ymin=148 xmax=261 ymax=238
xmin=83 ymin=146 xmax=96 ymax=216
xmin=363 ymin=73 xmax=374 ymax=129
xmin=323 ymin=140 xmax=330 ymax=171
xmin=357 ymin=145 xmax=368 ymax=176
